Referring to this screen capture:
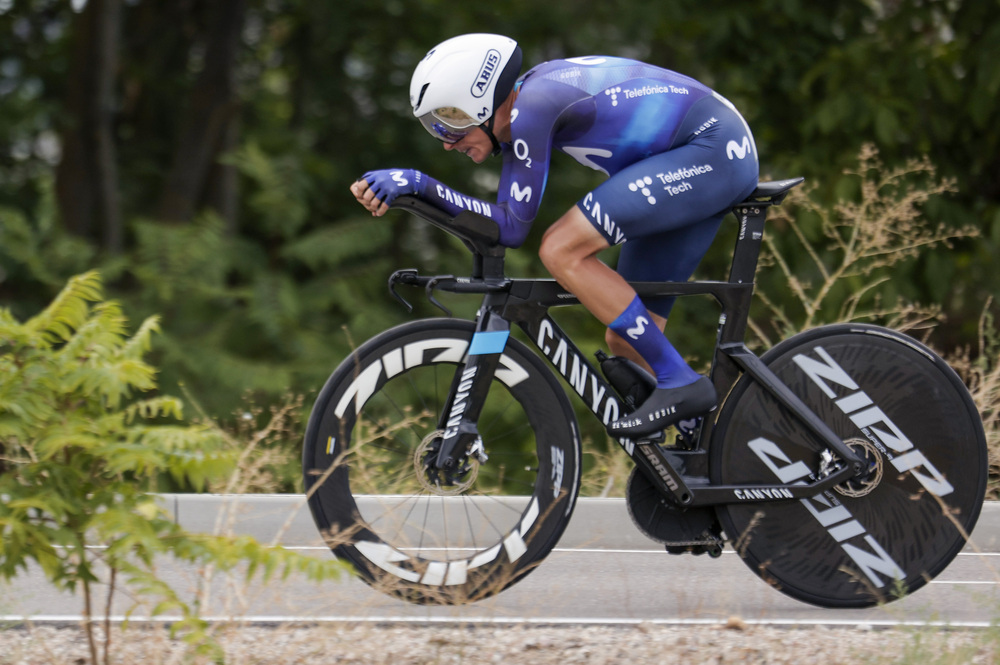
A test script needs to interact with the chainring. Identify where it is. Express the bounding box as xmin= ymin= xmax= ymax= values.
xmin=625 ymin=467 xmax=722 ymax=553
